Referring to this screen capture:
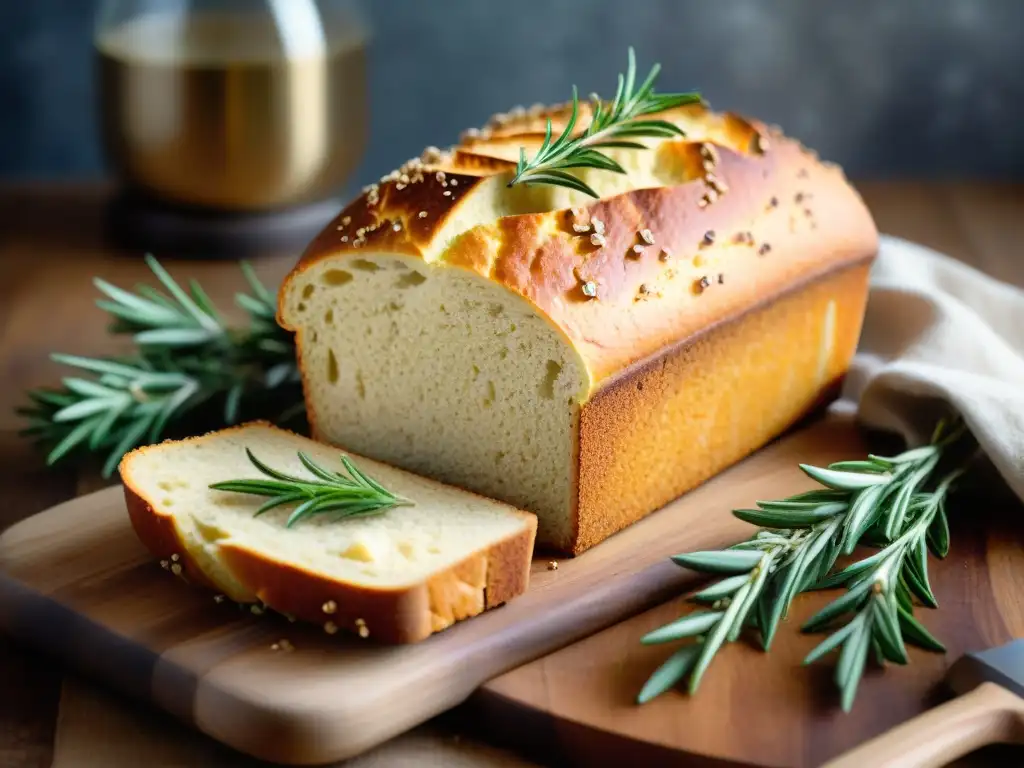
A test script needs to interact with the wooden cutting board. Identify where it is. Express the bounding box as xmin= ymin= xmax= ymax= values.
xmin=1 ymin=413 xmax=1017 ymax=766
xmin=469 ymin=433 xmax=1024 ymax=767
